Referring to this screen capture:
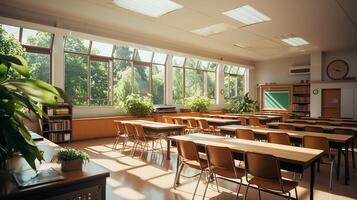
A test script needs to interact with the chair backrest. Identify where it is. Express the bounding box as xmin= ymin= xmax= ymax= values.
xmin=188 ymin=119 xmax=198 ymax=128
xmin=235 ymin=129 xmax=255 ymax=140
xmin=248 ymin=118 xmax=261 ymax=126
xmin=245 ymin=152 xmax=281 ymax=182
xmin=278 ymin=124 xmax=295 ymax=131
xmin=124 ymin=123 xmax=137 ymax=138
xmin=304 ymin=126 xmax=324 ymax=133
xmin=238 ymin=117 xmax=247 ymax=126
xmin=164 ymin=117 xmax=175 ymax=124
xmin=174 ymin=118 xmax=185 ymax=125
xmin=205 ymin=145 xmax=238 ymax=178
xmin=198 ymin=119 xmax=209 ymax=129
xmin=281 ymin=114 xmax=290 ymax=121
xmin=267 ymin=132 xmax=290 ymax=145
xmin=177 ymin=140 xmax=199 ymax=162
xmin=133 ymin=124 xmax=146 ymax=139
xmin=303 ymin=135 xmax=329 ymax=155
xmin=316 ymin=121 xmax=332 ymax=126
xmin=114 ymin=121 xmax=124 ymax=135
xmin=333 ymin=128 xmax=355 ymax=136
